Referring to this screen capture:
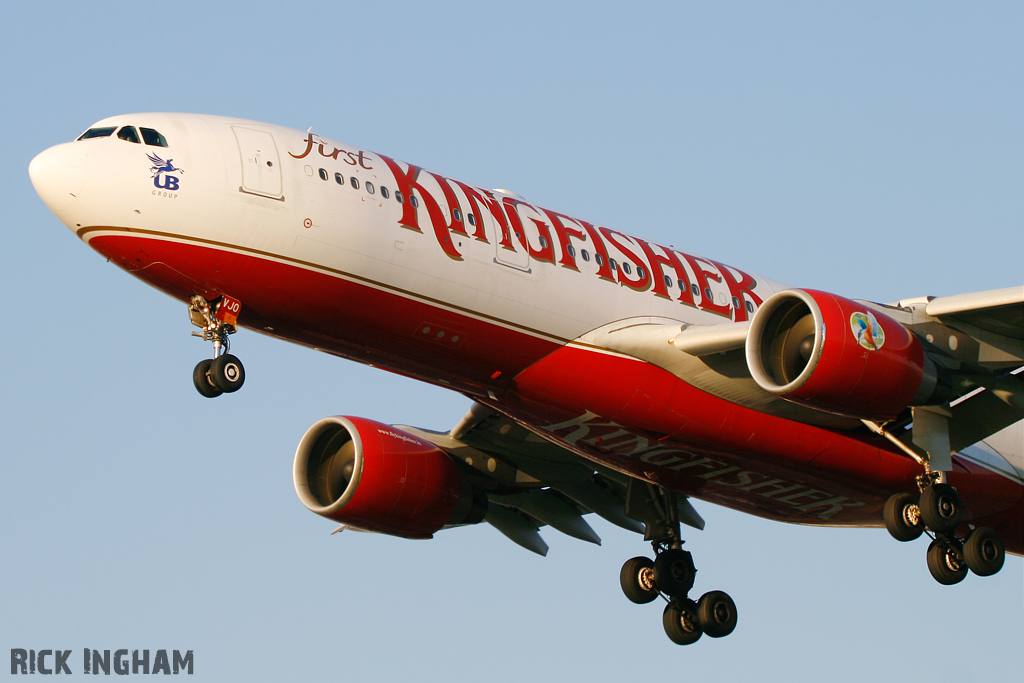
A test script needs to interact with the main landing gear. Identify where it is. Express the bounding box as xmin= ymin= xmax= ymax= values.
xmin=188 ymin=294 xmax=246 ymax=398
xmin=618 ymin=484 xmax=737 ymax=646
xmin=883 ymin=473 xmax=1005 ymax=585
